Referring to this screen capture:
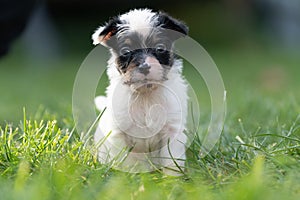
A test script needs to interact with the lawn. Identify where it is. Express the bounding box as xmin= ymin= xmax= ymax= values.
xmin=0 ymin=40 xmax=299 ymax=199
